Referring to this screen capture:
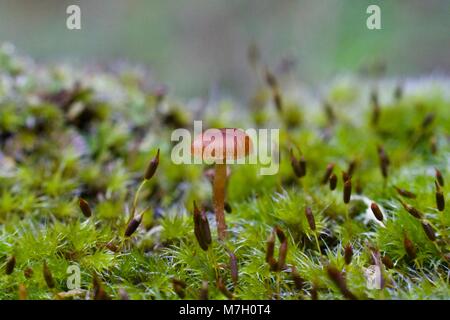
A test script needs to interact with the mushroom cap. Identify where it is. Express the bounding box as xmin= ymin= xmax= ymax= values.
xmin=192 ymin=128 xmax=253 ymax=163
